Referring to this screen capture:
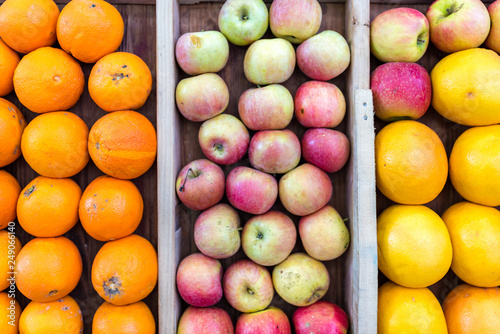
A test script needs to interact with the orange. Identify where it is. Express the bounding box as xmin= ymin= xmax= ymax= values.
xmin=57 ymin=0 xmax=124 ymax=63
xmin=88 ymin=52 xmax=153 ymax=112
xmin=0 ymin=99 xmax=26 ymax=167
xmin=13 ymin=47 xmax=84 ymax=113
xmin=80 ymin=175 xmax=144 ymax=241
xmin=0 ymin=39 xmax=19 ymax=96
xmin=17 ymin=176 xmax=82 ymax=237
xmin=378 ymin=281 xmax=448 ymax=334
xmin=19 ymin=296 xmax=83 ymax=334
xmin=449 ymin=125 xmax=500 ymax=207
xmin=443 ymin=284 xmax=500 ymax=334
xmin=375 ymin=120 xmax=448 ymax=204
xmin=21 ymin=111 xmax=89 ymax=178
xmin=0 ymin=170 xmax=20 ymax=229
xmin=15 ymin=236 xmax=82 ymax=303
xmin=377 ymin=205 xmax=452 ymax=288
xmin=0 ymin=0 xmax=59 ymax=54
xmin=0 ymin=292 xmax=21 ymax=334
xmin=92 ymin=301 xmax=155 ymax=334
xmin=92 ymin=234 xmax=158 ymax=305
xmin=88 ymin=110 xmax=157 ymax=179
xmin=0 ymin=230 xmax=21 ymax=291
